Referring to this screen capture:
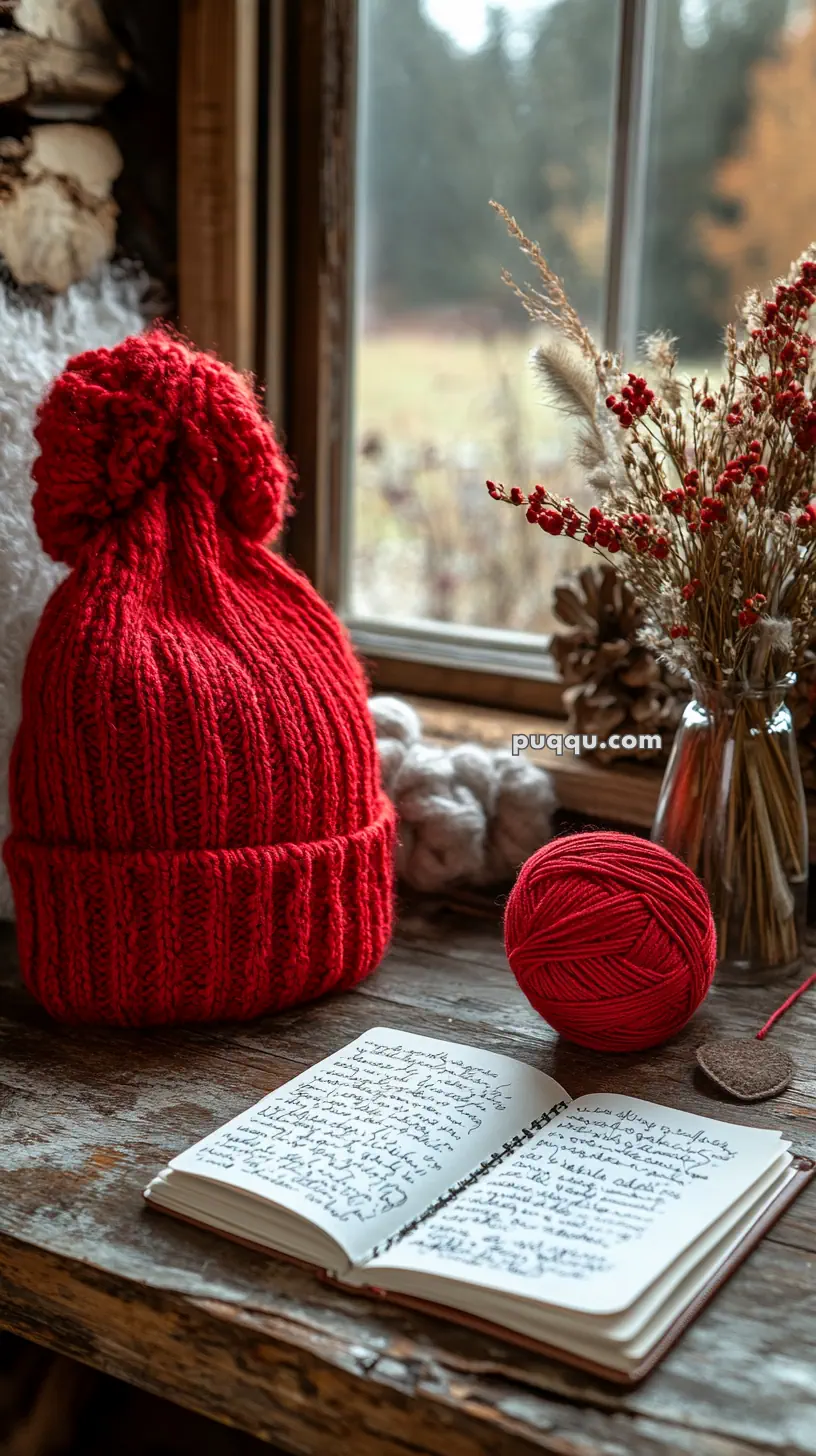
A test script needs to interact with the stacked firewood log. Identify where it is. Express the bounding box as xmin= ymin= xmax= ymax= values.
xmin=0 ymin=0 xmax=129 ymax=289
